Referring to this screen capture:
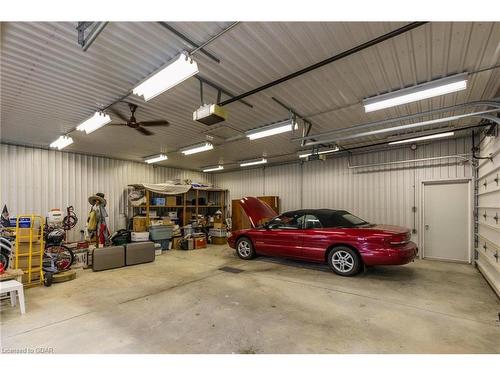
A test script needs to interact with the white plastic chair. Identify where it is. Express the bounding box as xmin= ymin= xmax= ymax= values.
xmin=0 ymin=280 xmax=25 ymax=314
